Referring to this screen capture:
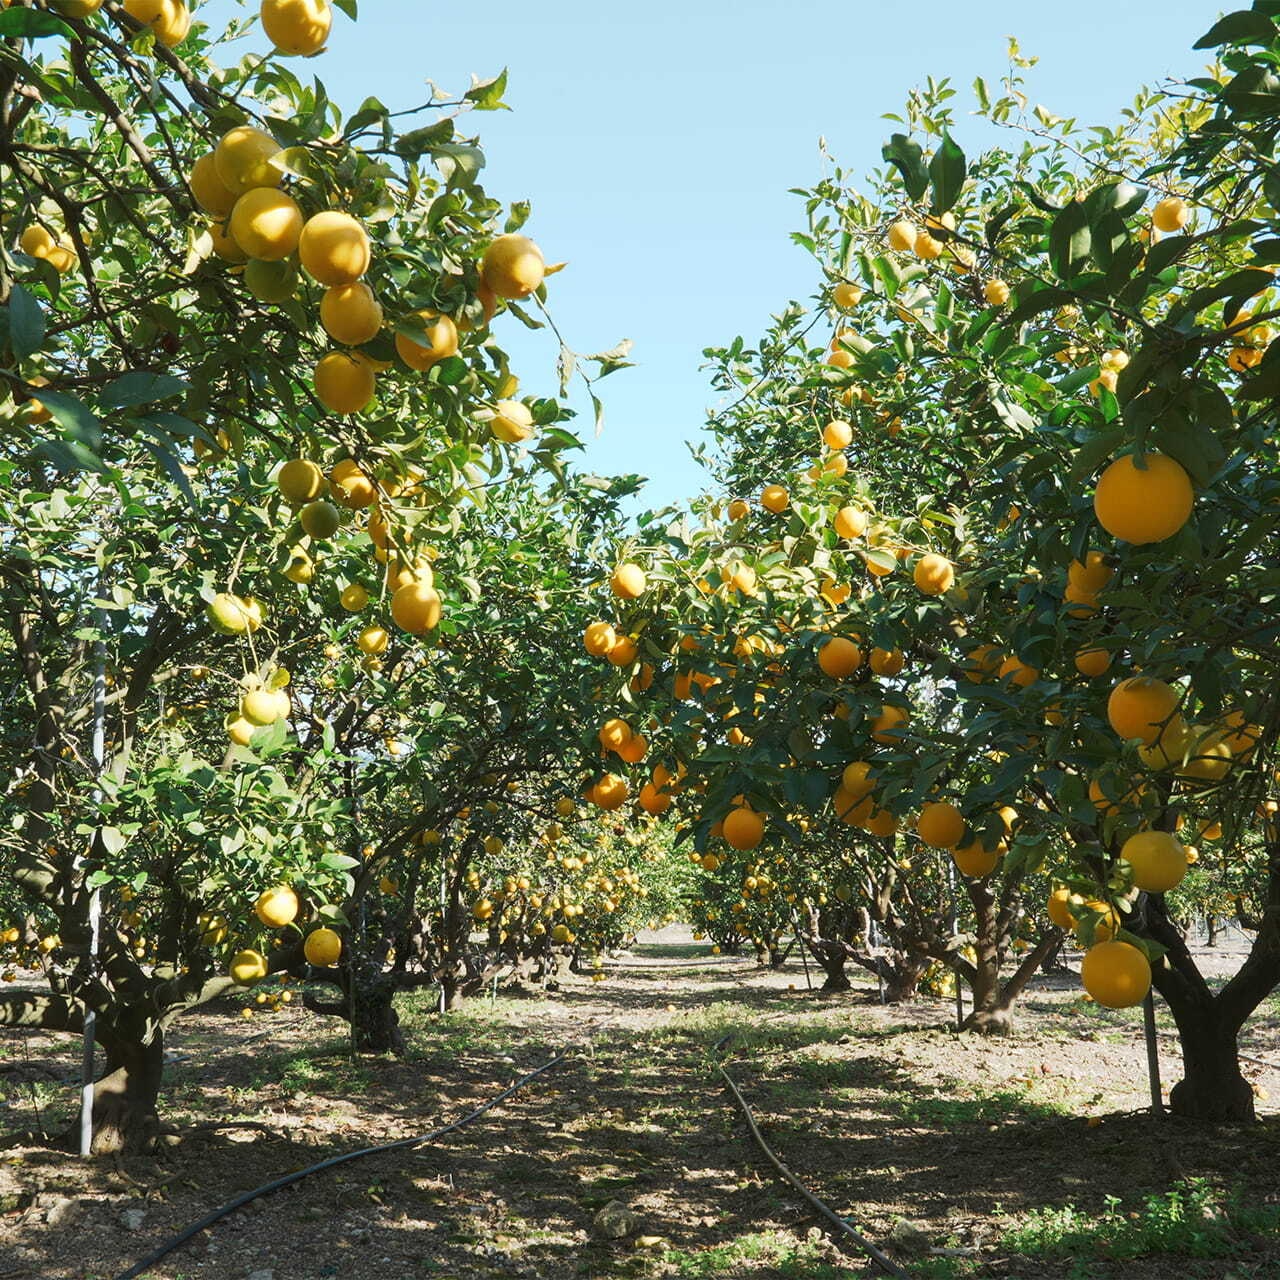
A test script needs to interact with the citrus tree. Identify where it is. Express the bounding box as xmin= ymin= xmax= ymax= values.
xmin=577 ymin=13 xmax=1280 ymax=1120
xmin=0 ymin=0 xmax=618 ymax=1150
